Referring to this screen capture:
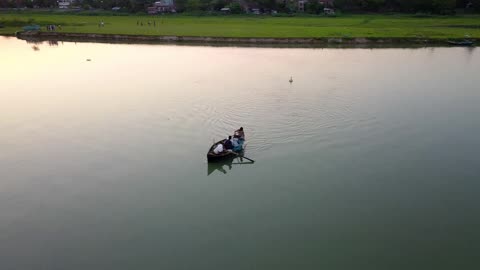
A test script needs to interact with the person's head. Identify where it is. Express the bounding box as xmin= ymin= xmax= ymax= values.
xmin=239 ymin=127 xmax=243 ymax=131
xmin=228 ymin=136 xmax=232 ymax=140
